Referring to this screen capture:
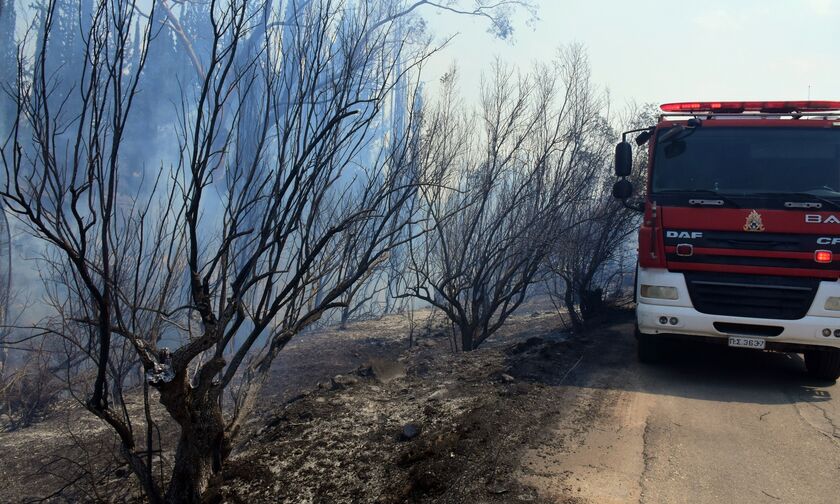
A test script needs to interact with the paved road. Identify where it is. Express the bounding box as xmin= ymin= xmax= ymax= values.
xmin=519 ymin=323 xmax=840 ymax=504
